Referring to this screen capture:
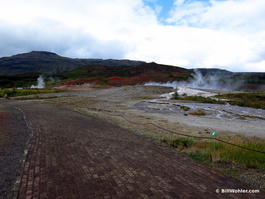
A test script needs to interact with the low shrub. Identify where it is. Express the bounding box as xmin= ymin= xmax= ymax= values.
xmin=183 ymin=96 xmax=225 ymax=104
xmin=172 ymin=91 xmax=180 ymax=100
xmin=180 ymin=105 xmax=190 ymax=111
xmin=171 ymin=93 xmax=225 ymax=104
xmin=189 ymin=109 xmax=207 ymax=116
xmin=160 ymin=137 xmax=194 ymax=149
